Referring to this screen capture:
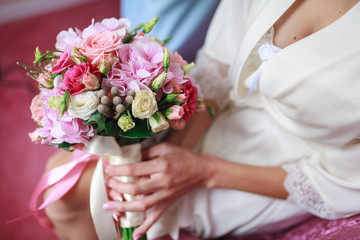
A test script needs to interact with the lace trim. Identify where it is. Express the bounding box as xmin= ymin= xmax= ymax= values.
xmin=192 ymin=49 xmax=232 ymax=111
xmin=282 ymin=163 xmax=338 ymax=219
